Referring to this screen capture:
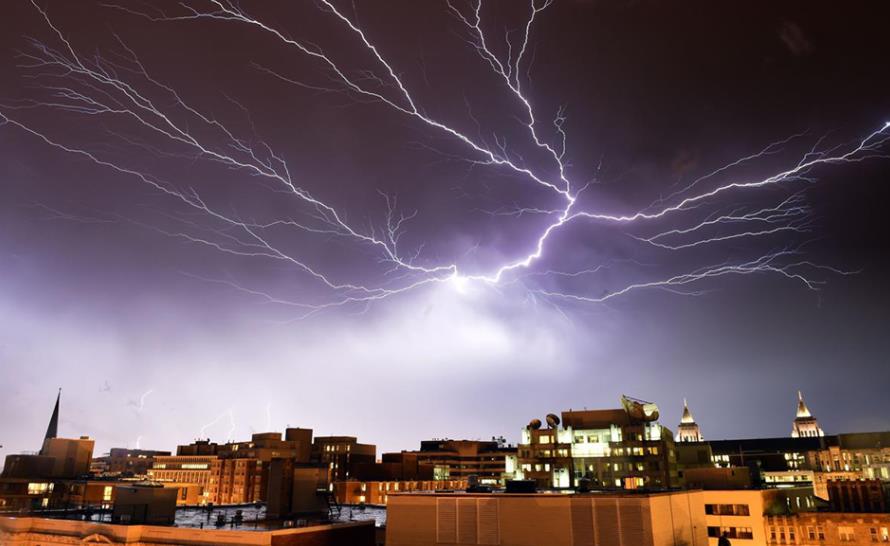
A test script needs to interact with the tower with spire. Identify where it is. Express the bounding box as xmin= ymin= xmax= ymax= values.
xmin=676 ymin=398 xmax=703 ymax=442
xmin=791 ymin=390 xmax=824 ymax=438
xmin=39 ymin=388 xmax=61 ymax=455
